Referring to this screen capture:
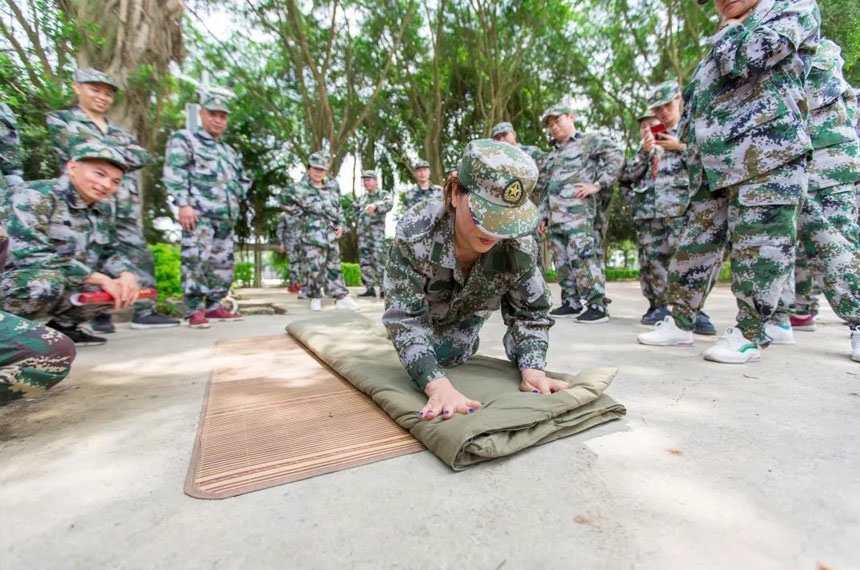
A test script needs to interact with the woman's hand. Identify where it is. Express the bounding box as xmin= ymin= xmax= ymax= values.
xmin=520 ymin=368 xmax=570 ymax=395
xmin=655 ymin=133 xmax=685 ymax=152
xmin=420 ymin=377 xmax=482 ymax=420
